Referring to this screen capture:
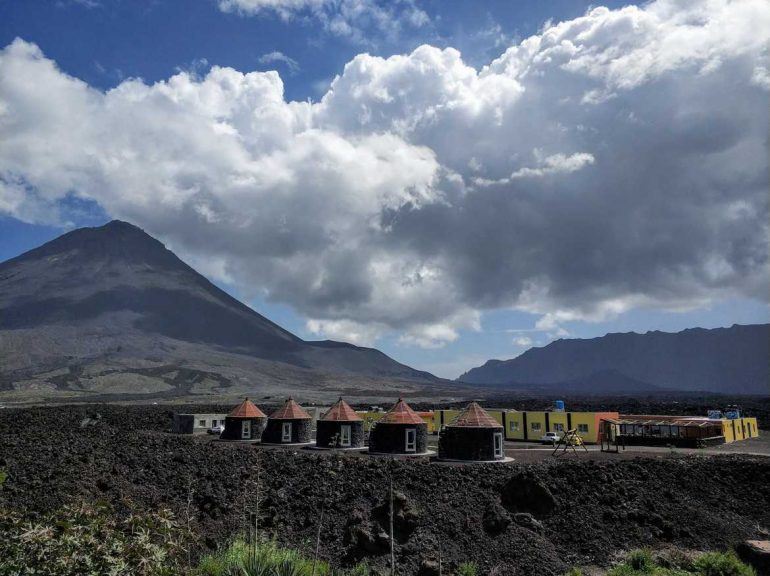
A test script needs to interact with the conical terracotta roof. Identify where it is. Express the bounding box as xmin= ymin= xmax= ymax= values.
xmin=321 ymin=397 xmax=362 ymax=422
xmin=379 ymin=398 xmax=425 ymax=425
xmin=270 ymin=397 xmax=312 ymax=420
xmin=228 ymin=398 xmax=267 ymax=419
xmin=448 ymin=402 xmax=502 ymax=428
